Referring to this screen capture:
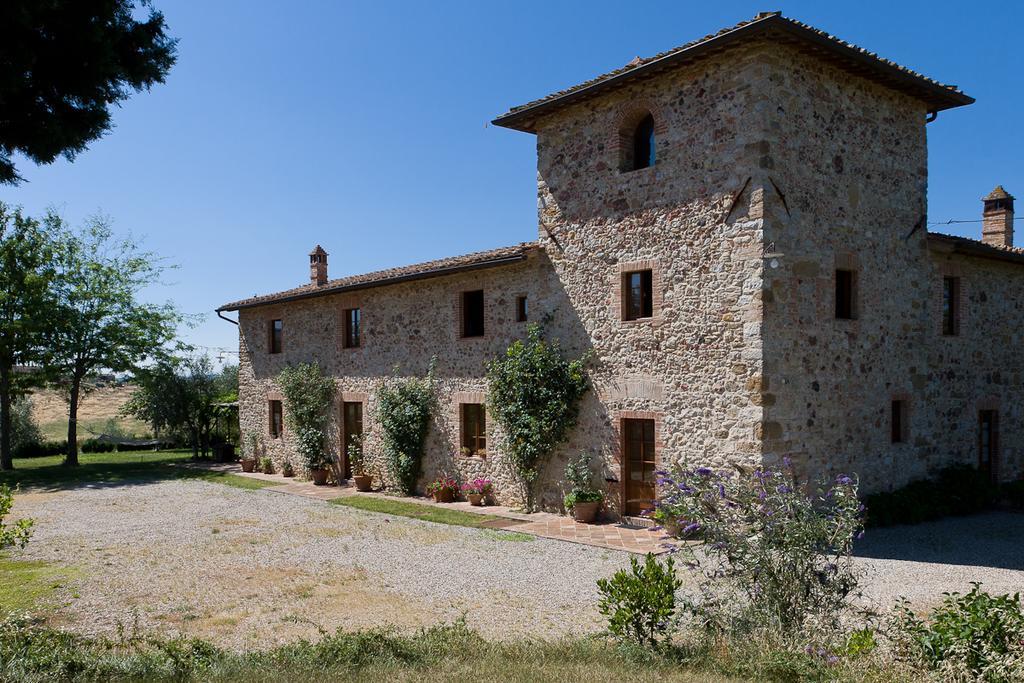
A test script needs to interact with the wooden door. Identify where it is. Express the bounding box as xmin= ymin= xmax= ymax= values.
xmin=342 ymin=401 xmax=363 ymax=480
xmin=979 ymin=410 xmax=998 ymax=484
xmin=623 ymin=418 xmax=656 ymax=516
